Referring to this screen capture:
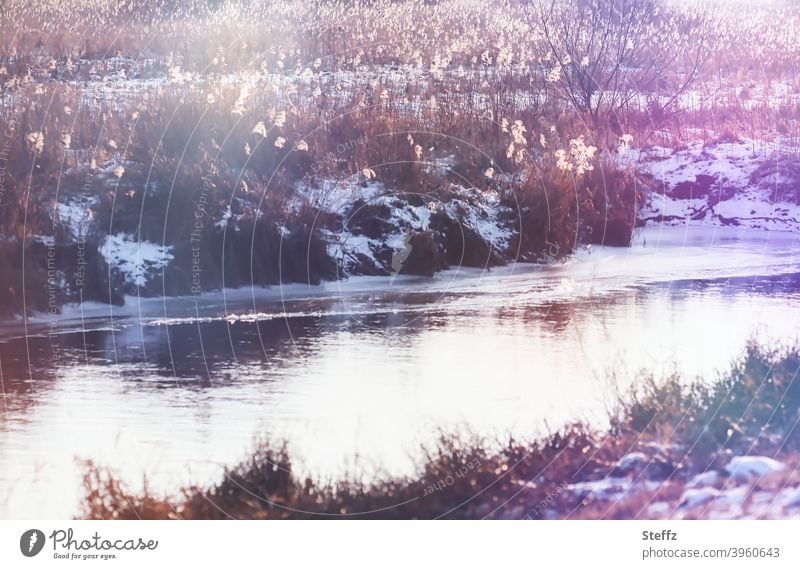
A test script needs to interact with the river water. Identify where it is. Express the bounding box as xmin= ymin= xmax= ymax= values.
xmin=2 ymin=226 xmax=800 ymax=518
